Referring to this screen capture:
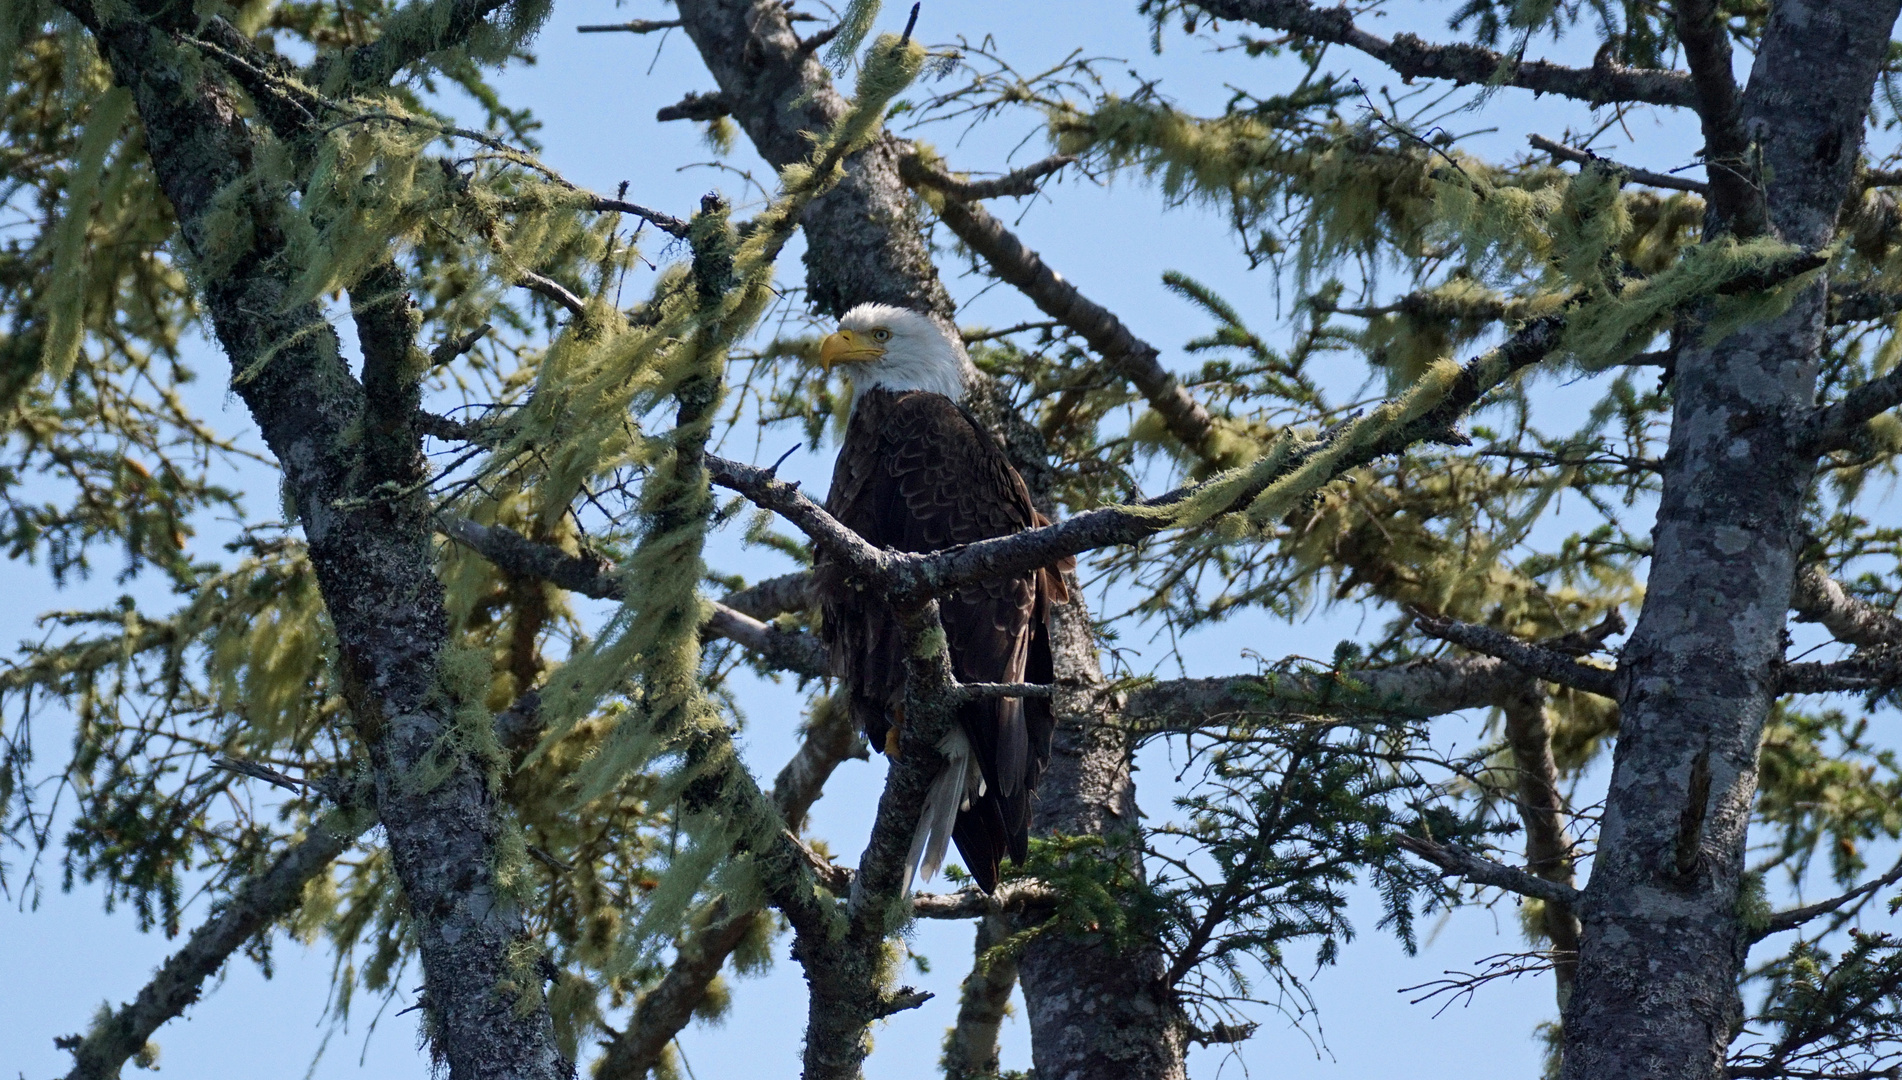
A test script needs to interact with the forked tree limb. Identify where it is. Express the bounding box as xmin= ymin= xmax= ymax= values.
xmin=1187 ymin=0 xmax=1697 ymax=108
xmin=1807 ymin=366 xmax=1902 ymax=454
